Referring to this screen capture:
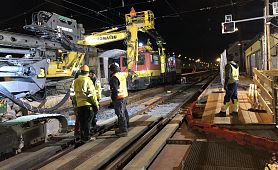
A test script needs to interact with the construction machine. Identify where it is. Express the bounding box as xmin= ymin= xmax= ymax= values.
xmin=0 ymin=9 xmax=157 ymax=110
xmin=0 ymin=8 xmax=163 ymax=157
xmin=0 ymin=11 xmax=97 ymax=112
xmin=0 ymin=11 xmax=96 ymax=157
xmin=78 ymin=9 xmax=167 ymax=89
